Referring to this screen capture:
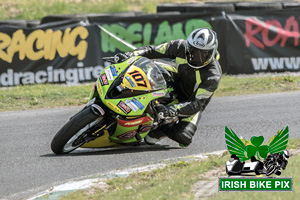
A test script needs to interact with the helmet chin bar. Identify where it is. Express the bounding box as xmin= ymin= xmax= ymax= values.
xmin=187 ymin=61 xmax=206 ymax=69
xmin=186 ymin=53 xmax=212 ymax=69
